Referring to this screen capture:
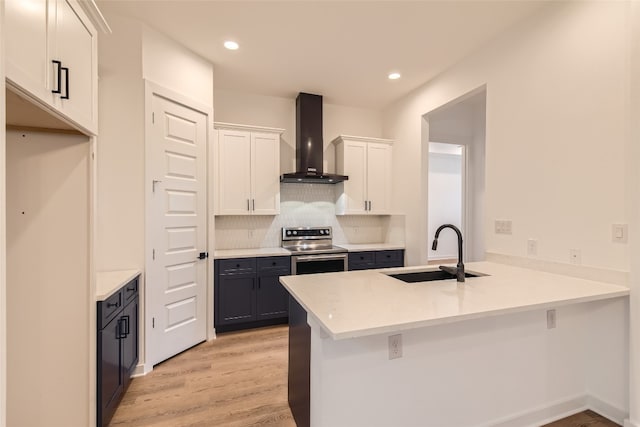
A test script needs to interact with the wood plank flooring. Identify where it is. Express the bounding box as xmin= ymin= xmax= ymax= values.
xmin=110 ymin=324 xmax=619 ymax=427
